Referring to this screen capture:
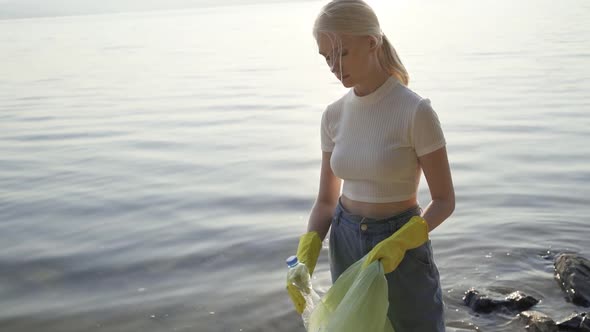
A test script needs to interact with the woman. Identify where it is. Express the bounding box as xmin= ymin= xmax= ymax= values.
xmin=288 ymin=0 xmax=455 ymax=331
